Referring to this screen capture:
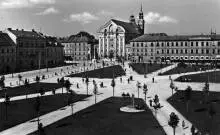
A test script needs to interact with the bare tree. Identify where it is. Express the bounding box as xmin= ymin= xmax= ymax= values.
xmin=168 ymin=112 xmax=180 ymax=135
xmin=143 ymin=83 xmax=148 ymax=102
xmin=111 ymin=79 xmax=115 ymax=97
